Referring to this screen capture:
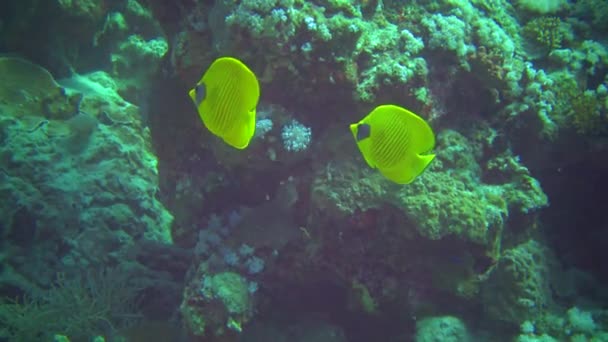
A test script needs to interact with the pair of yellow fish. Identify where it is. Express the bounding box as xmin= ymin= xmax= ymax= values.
xmin=189 ymin=57 xmax=435 ymax=184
